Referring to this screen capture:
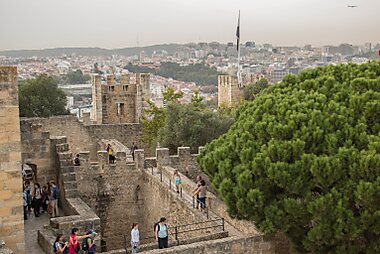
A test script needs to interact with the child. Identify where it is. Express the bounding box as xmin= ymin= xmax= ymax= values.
xmin=174 ymin=170 xmax=181 ymax=193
